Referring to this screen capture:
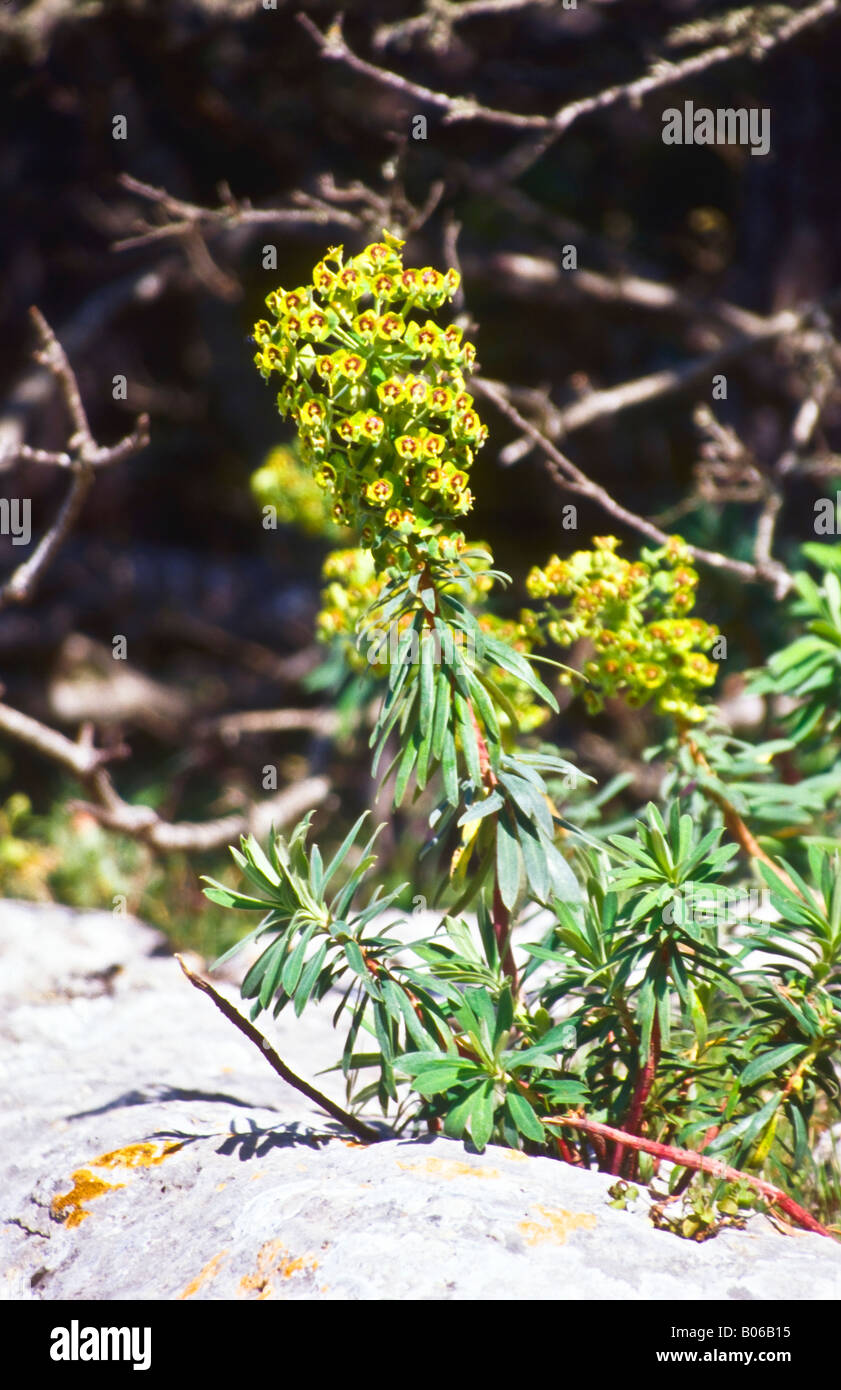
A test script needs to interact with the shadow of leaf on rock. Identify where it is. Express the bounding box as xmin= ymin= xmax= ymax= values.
xmin=214 ymin=1117 xmax=337 ymax=1160
xmin=66 ymin=1084 xmax=278 ymax=1121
